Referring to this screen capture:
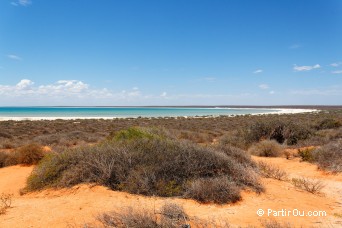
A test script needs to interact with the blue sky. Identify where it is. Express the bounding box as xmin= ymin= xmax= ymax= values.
xmin=0 ymin=0 xmax=341 ymax=106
